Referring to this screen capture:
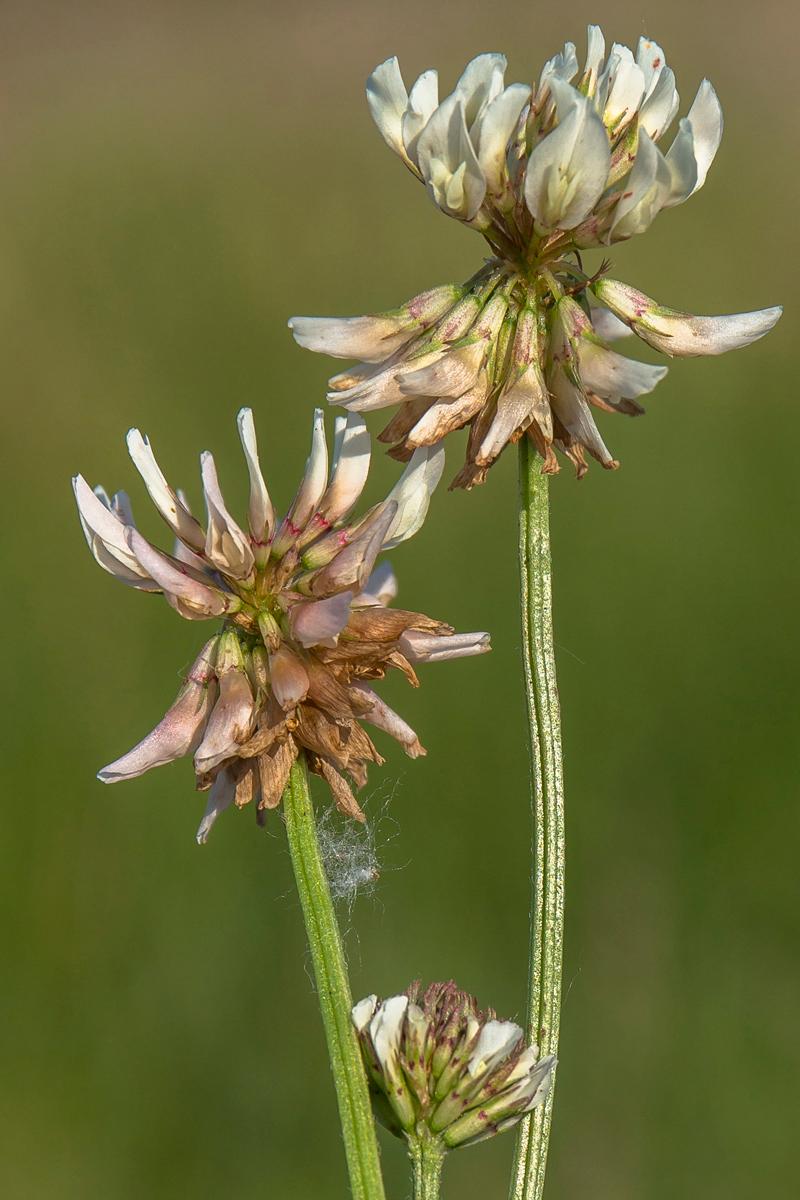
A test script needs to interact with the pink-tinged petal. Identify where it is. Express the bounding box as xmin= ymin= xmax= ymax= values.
xmin=290 ymin=591 xmax=354 ymax=649
xmin=125 ymin=529 xmax=230 ymax=616
xmin=328 ymin=349 xmax=445 ymax=413
xmin=272 ymin=410 xmax=330 ymax=555
xmin=126 ymin=429 xmax=206 ymax=552
xmin=196 ymin=768 xmax=237 ymax=844
xmin=98 ymin=638 xmax=220 ymax=783
xmin=348 ymin=682 xmax=425 ymax=757
xmin=193 ymin=636 xmax=255 ymax=774
xmin=353 ymin=561 xmax=399 ymax=608
xmin=399 ymin=630 xmax=491 ymax=664
xmin=237 ymin=408 xmax=275 ymax=550
xmin=73 ymin=475 xmax=160 ymax=589
xmin=200 ymin=451 xmax=254 ymax=579
xmin=312 ymin=502 xmax=397 ymax=596
xmin=269 ymin=645 xmax=310 ymax=710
